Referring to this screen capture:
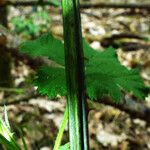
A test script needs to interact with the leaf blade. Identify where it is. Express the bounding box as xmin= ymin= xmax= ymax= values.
xmin=19 ymin=33 xmax=65 ymax=65
xmin=35 ymin=66 xmax=66 ymax=99
xmin=85 ymin=46 xmax=149 ymax=102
